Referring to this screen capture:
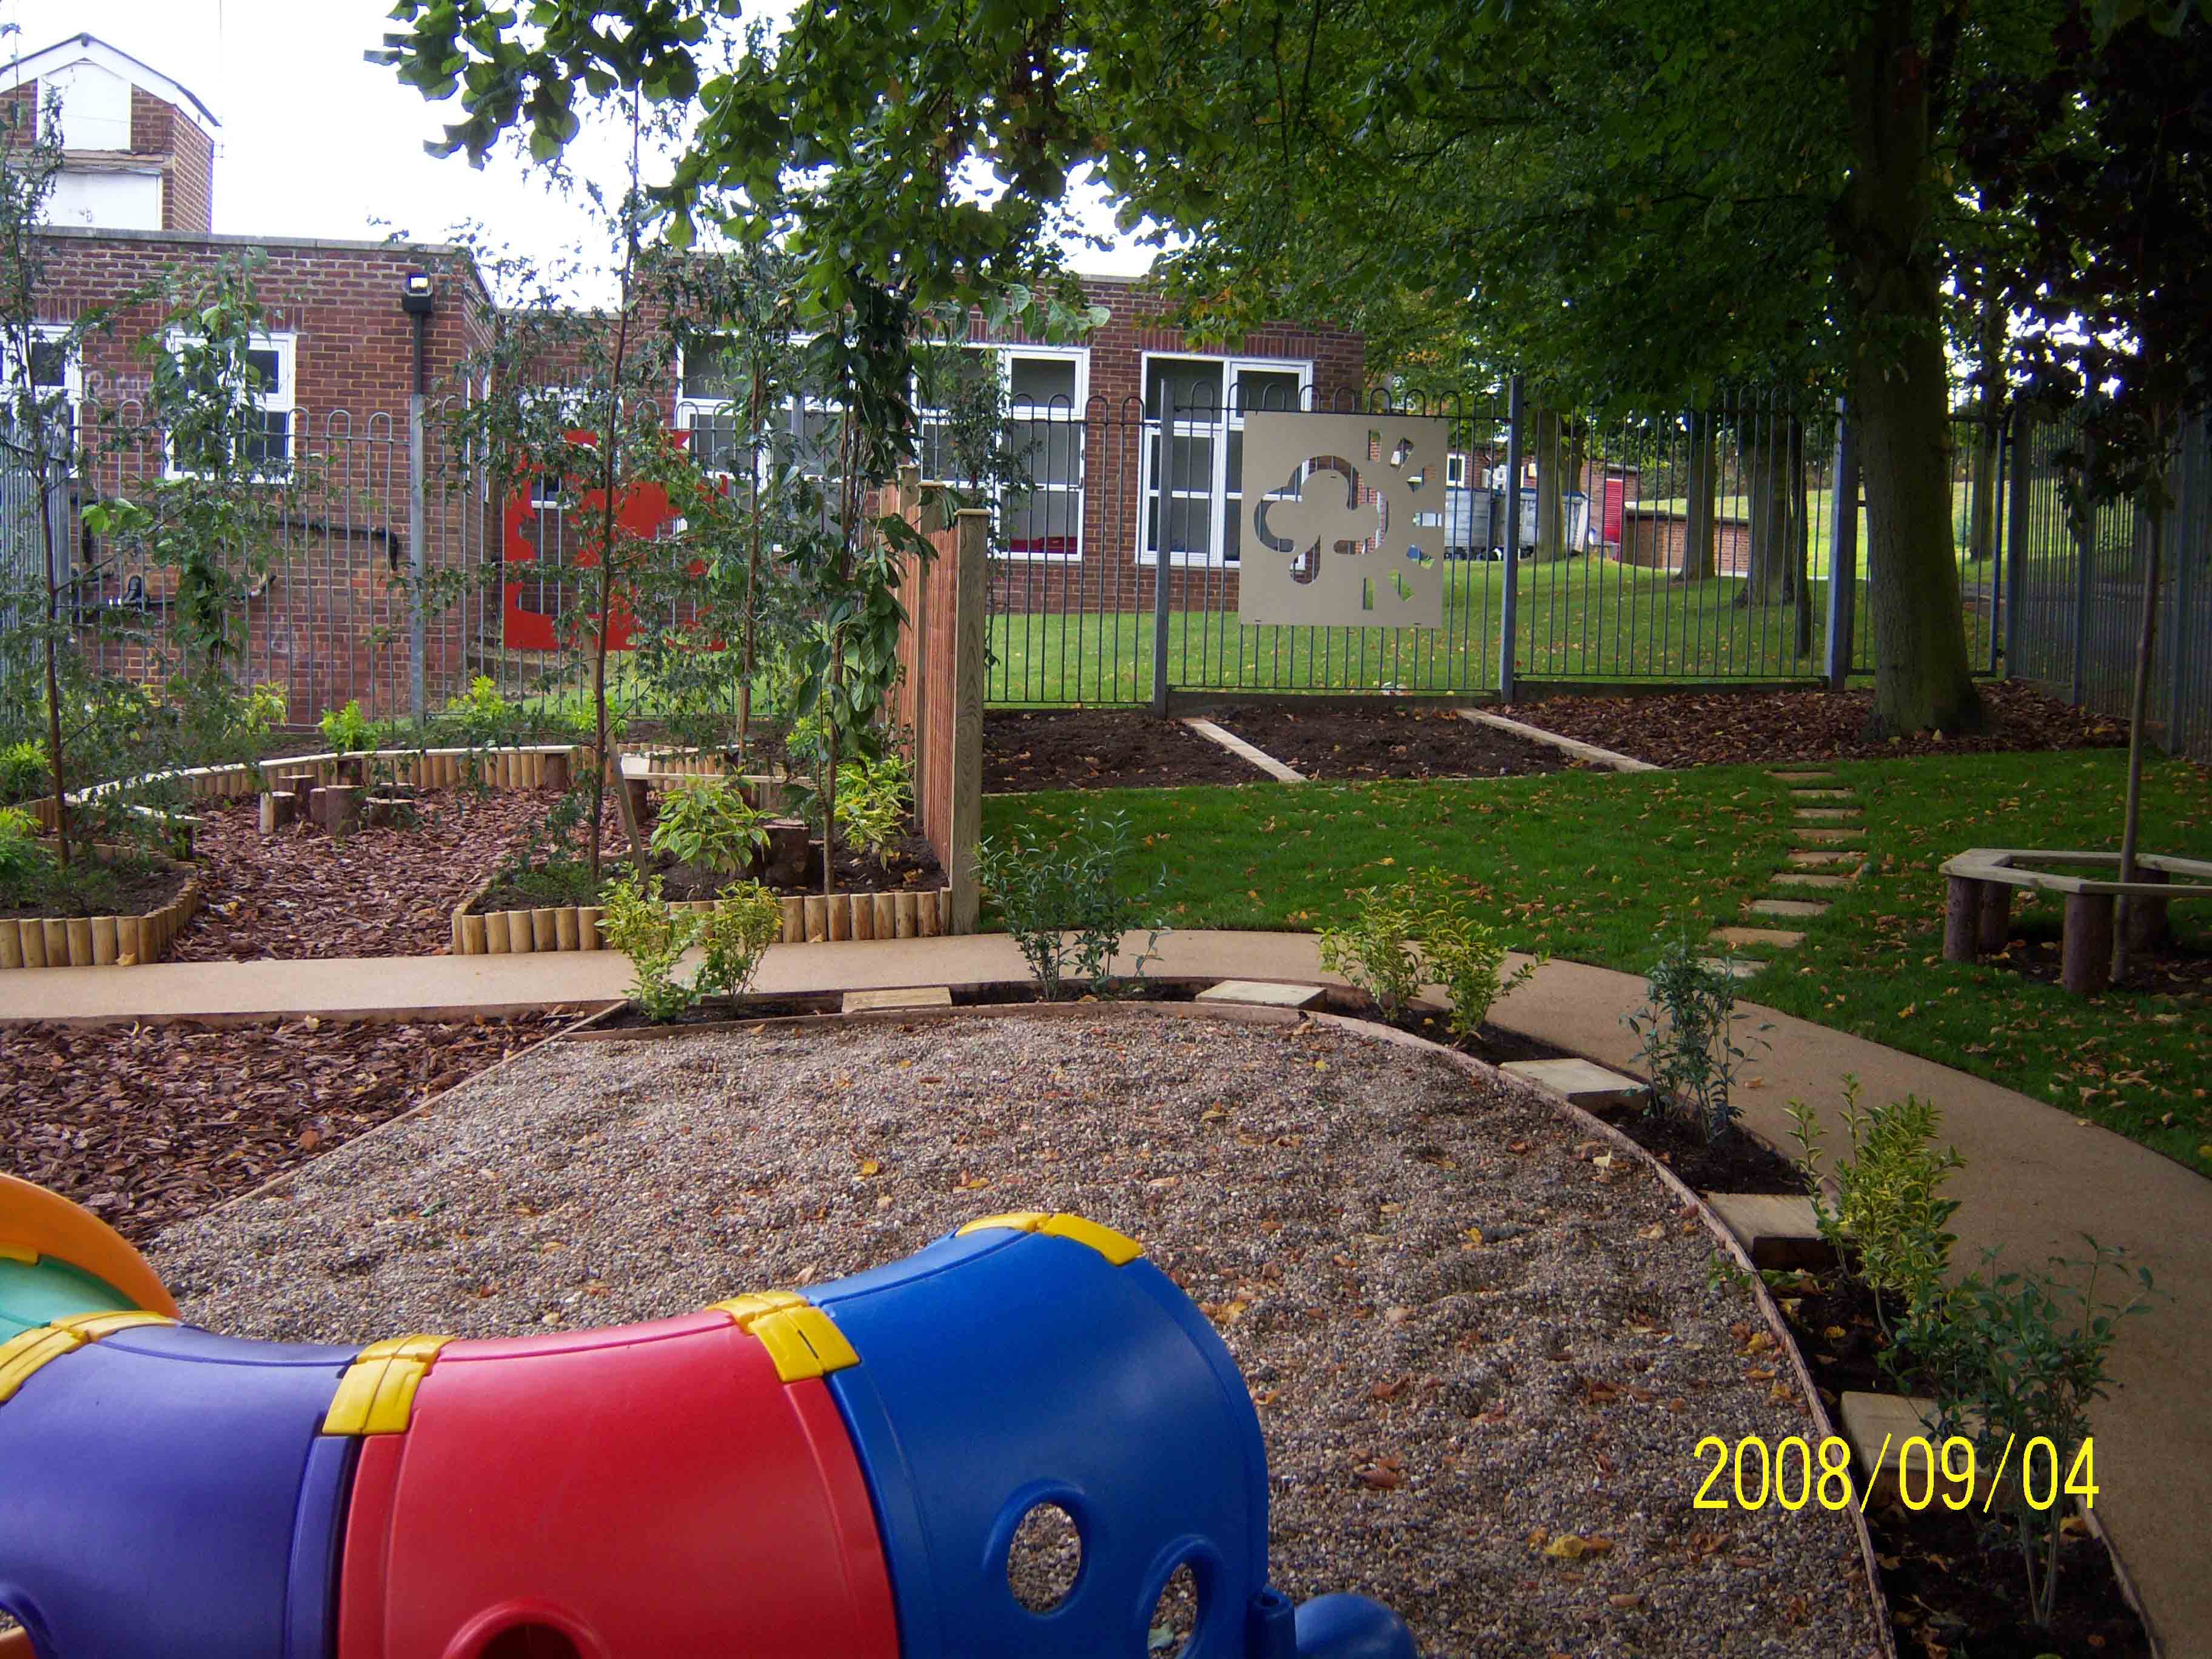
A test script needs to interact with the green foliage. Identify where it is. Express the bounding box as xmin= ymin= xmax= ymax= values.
xmin=650 ymin=780 xmax=770 ymax=877
xmin=0 ymin=804 xmax=43 ymax=893
xmin=831 ymin=751 xmax=911 ymax=861
xmin=695 ymin=882 xmax=783 ymax=1001
xmin=0 ymin=742 xmax=45 ymax=805
xmin=1416 ymin=874 xmax=1543 ymax=1042
xmin=976 ymin=808 xmax=1168 ymax=1000
xmin=1789 ymin=1079 xmax=1965 ymax=1336
xmin=242 ymin=683 xmax=287 ymax=737
xmin=319 ymin=701 xmax=375 ymax=755
xmin=443 ymin=675 xmax=528 ymax=747
xmin=1624 ymin=933 xmax=1763 ymax=1143
xmin=1316 ymin=883 xmax=1424 ymax=1021
xmin=597 ymin=873 xmax=783 ymax=1021
xmin=1903 ymin=1241 xmax=2156 ymax=1631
